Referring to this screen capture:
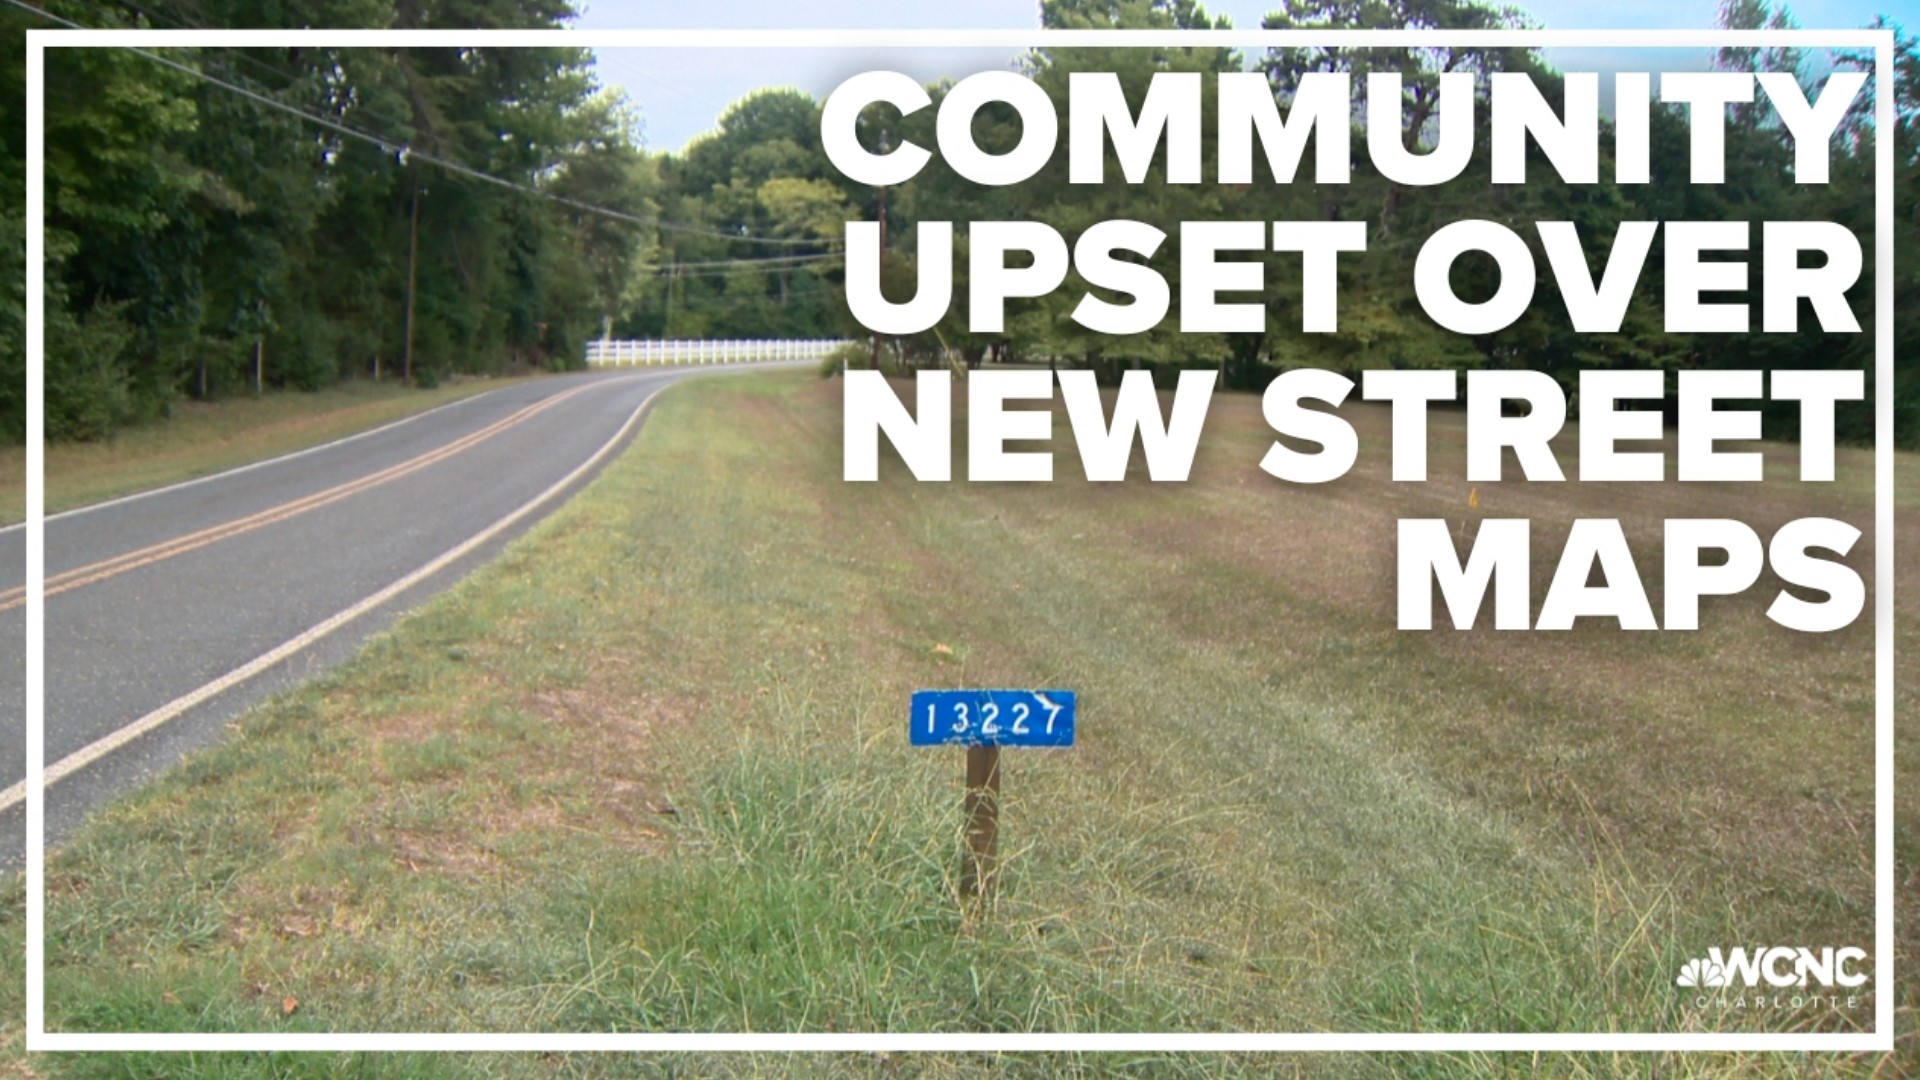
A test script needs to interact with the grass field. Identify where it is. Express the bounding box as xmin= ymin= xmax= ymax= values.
xmin=0 ymin=377 xmax=526 ymax=524
xmin=1 ymin=368 xmax=1911 ymax=1078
